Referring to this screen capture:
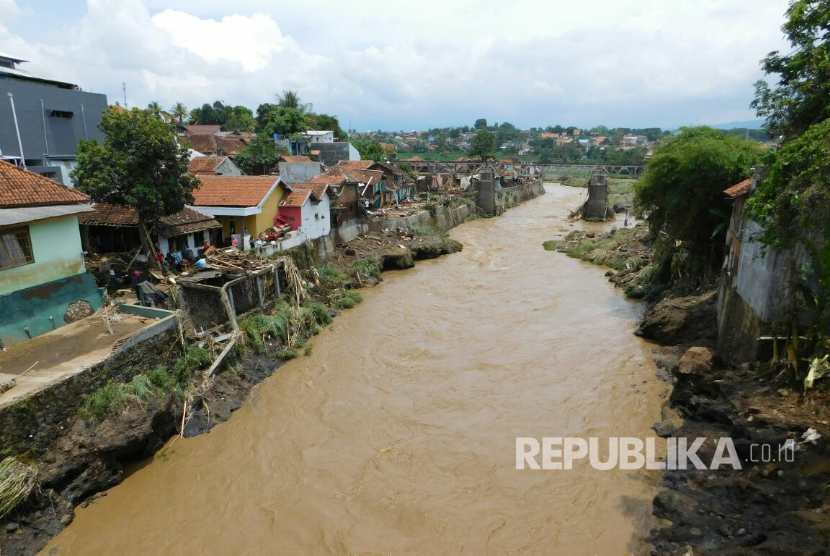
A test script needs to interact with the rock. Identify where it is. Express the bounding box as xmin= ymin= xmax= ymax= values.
xmin=654 ymin=405 xmax=685 ymax=437
xmin=677 ymin=347 xmax=714 ymax=376
xmin=409 ymin=237 xmax=463 ymax=260
xmin=380 ymin=247 xmax=415 ymax=270
xmin=6 ymin=522 xmax=19 ymax=533
xmin=344 ymin=247 xmax=356 ymax=256
xmin=64 ymin=299 xmax=95 ymax=323
xmin=636 ymin=290 xmax=718 ymax=345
